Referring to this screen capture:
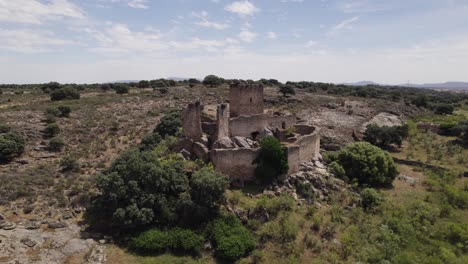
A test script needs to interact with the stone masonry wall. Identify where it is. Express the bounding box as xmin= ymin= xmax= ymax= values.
xmin=287 ymin=145 xmax=300 ymax=175
xmin=182 ymin=101 xmax=202 ymax=140
xmin=229 ymin=114 xmax=296 ymax=138
xmin=229 ymin=83 xmax=264 ymax=118
xmin=216 ymin=103 xmax=229 ymax=140
xmin=211 ymin=148 xmax=259 ymax=183
xmin=294 ymin=129 xmax=321 ymax=162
